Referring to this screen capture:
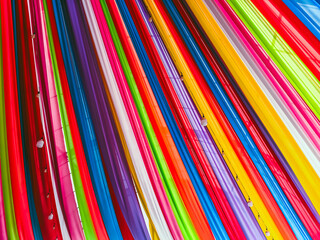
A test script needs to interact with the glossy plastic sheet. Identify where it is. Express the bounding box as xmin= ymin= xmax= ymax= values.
xmin=144 ymin=0 xmax=297 ymax=238
xmin=143 ymin=3 xmax=264 ymax=238
xmin=206 ymin=1 xmax=320 ymax=234
xmin=138 ymin=2 xmax=243 ymax=239
xmin=158 ymin=1 xmax=310 ymax=238
xmin=134 ymin=1 xmax=228 ymax=239
xmin=186 ymin=0 xmax=320 ymax=227
xmin=209 ymin=0 xmax=320 ymax=219
xmin=2 ymin=0 xmax=320 ymax=238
